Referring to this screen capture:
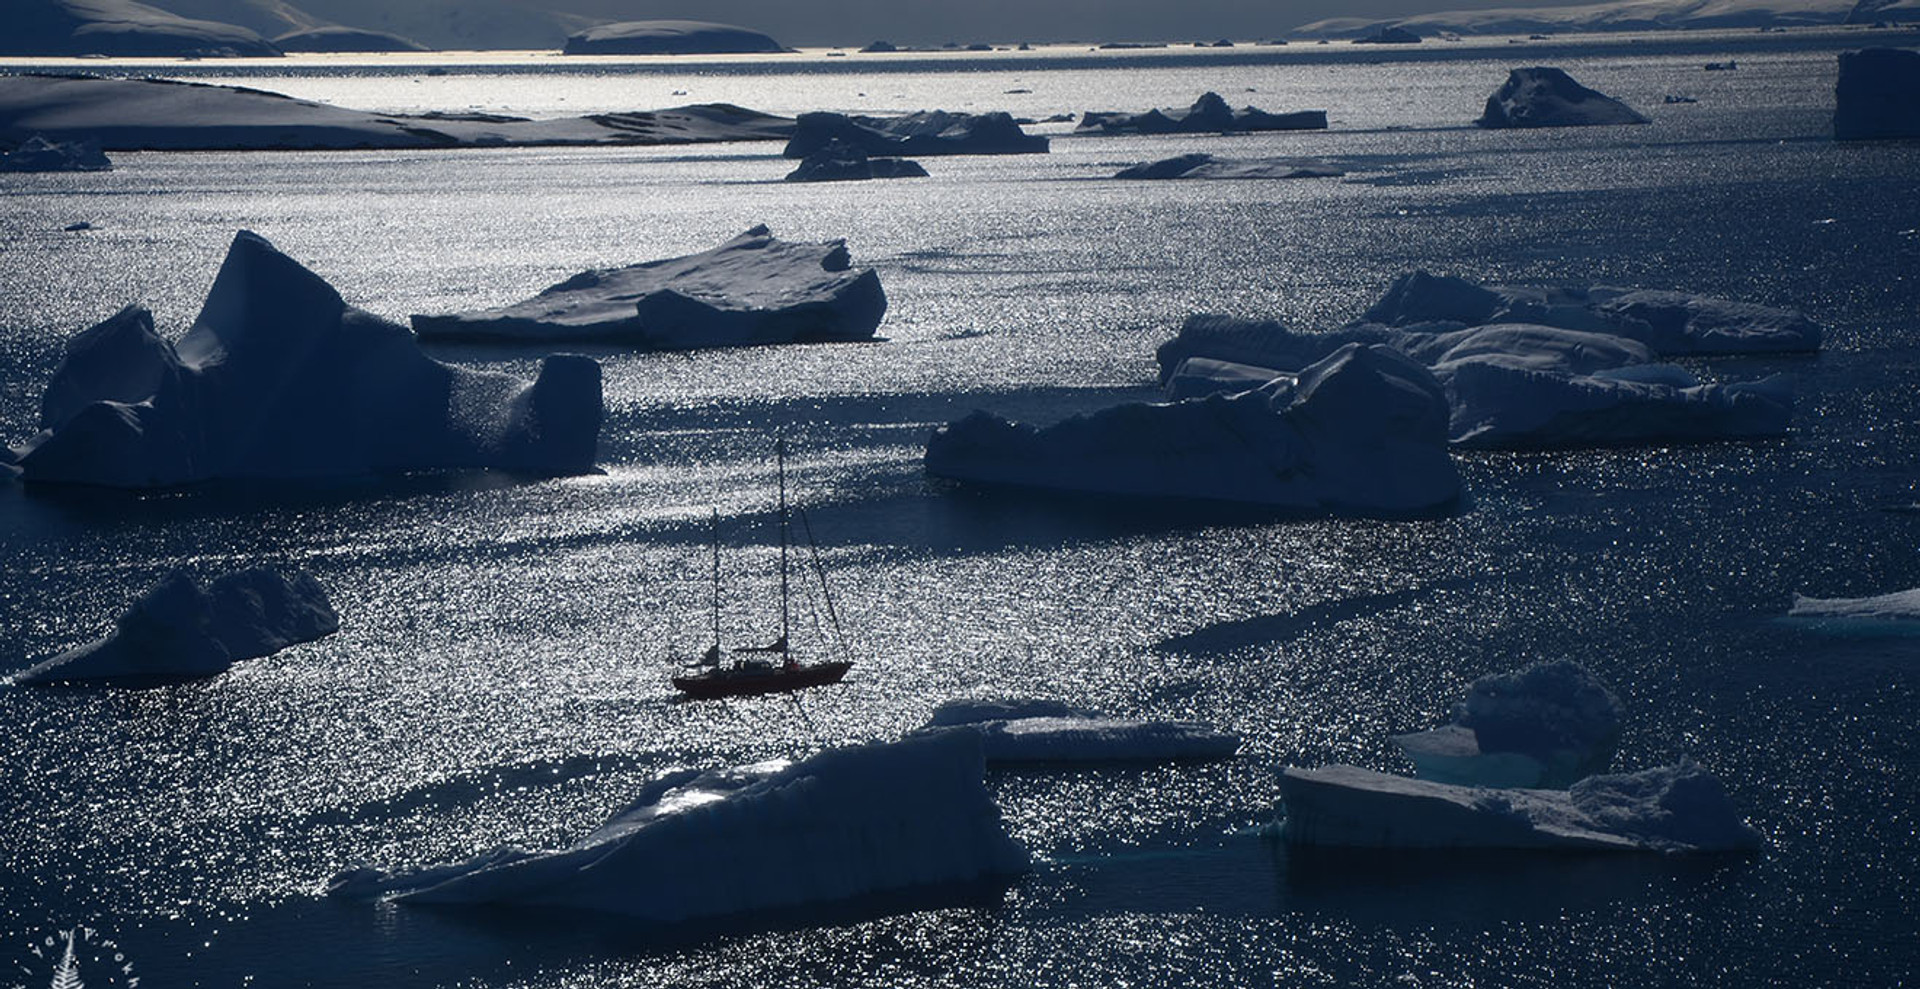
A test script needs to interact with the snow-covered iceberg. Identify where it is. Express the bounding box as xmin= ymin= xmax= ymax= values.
xmin=926 ymin=343 xmax=1463 ymax=515
xmin=272 ymin=26 xmax=430 ymax=53
xmin=562 ymin=19 xmax=785 ymax=55
xmin=11 ymin=231 xmax=603 ymax=488
xmin=917 ymin=698 xmax=1241 ymax=763
xmin=1476 ymin=67 xmax=1650 ymax=128
xmin=1077 ymin=92 xmax=1328 ymax=135
xmin=411 ymin=226 xmax=886 ymax=347
xmin=4 ymin=0 xmax=280 ymax=57
xmin=0 ymin=133 xmax=110 ymax=172
xmin=327 ymin=731 xmax=1031 ymax=923
xmin=1789 ymin=588 xmax=1920 ymax=620
xmin=1834 ymin=48 xmax=1920 ymax=140
xmin=1113 ymin=153 xmax=1343 ymax=181
xmin=12 ymin=567 xmax=339 ymax=686
xmin=1278 ymin=762 xmax=1765 ymax=853
xmin=784 ymin=140 xmax=928 ymax=182
xmin=1393 ymin=661 xmax=1623 ymax=789
xmin=784 ymin=110 xmax=1048 ymax=158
